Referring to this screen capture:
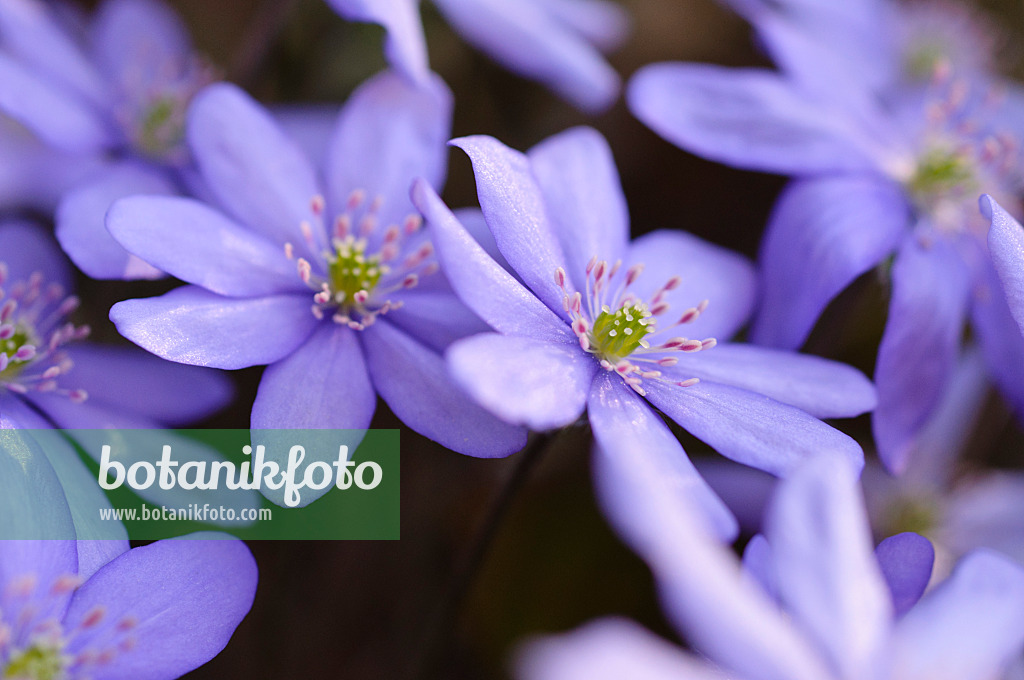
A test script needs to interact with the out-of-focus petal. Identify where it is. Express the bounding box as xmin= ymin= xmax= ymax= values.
xmin=694 ymin=458 xmax=777 ymax=534
xmin=943 ymin=472 xmax=1024 ymax=564
xmin=323 ymin=0 xmax=429 ymax=84
xmin=90 ymin=0 xmax=192 ymax=82
xmin=110 ymin=287 xmax=319 ymax=369
xmin=742 ymin=534 xmax=779 ymax=603
xmin=362 ymin=320 xmax=528 ymax=457
xmin=544 ymin=0 xmax=630 ymax=51
xmin=0 ymin=52 xmax=112 ymax=153
xmin=970 ymin=261 xmax=1024 ymax=417
xmin=875 ymin=532 xmax=935 ymax=617
xmin=56 ymin=162 xmax=173 ymax=280
xmin=517 ymin=618 xmax=726 ymax=680
xmin=889 ymin=550 xmax=1024 ymax=680
xmin=446 ymin=332 xmax=594 ymax=432
xmin=873 ymin=236 xmax=970 ymax=475
xmin=627 ymin=63 xmax=884 ymax=175
xmin=0 ymin=0 xmax=108 ymax=107
xmin=592 ymin=408 xmax=833 ymax=680
xmin=0 ymin=117 xmax=110 ymax=213
xmin=0 ymin=219 xmax=73 ymax=289
xmin=766 ymin=456 xmax=892 ymax=680
xmin=432 ymin=0 xmax=621 ymax=112
xmin=752 ymin=176 xmax=908 ymax=349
